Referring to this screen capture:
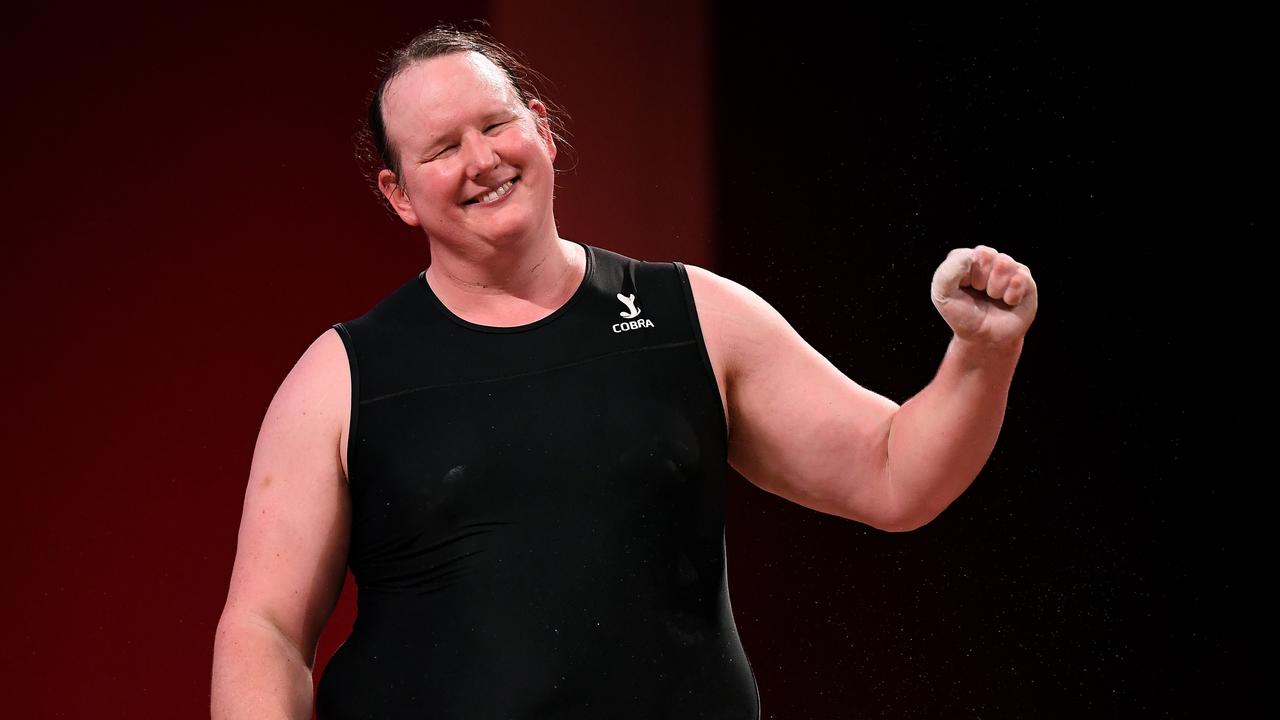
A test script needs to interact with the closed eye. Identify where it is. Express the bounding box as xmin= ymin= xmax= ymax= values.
xmin=427 ymin=145 xmax=458 ymax=162
xmin=427 ymin=119 xmax=513 ymax=161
